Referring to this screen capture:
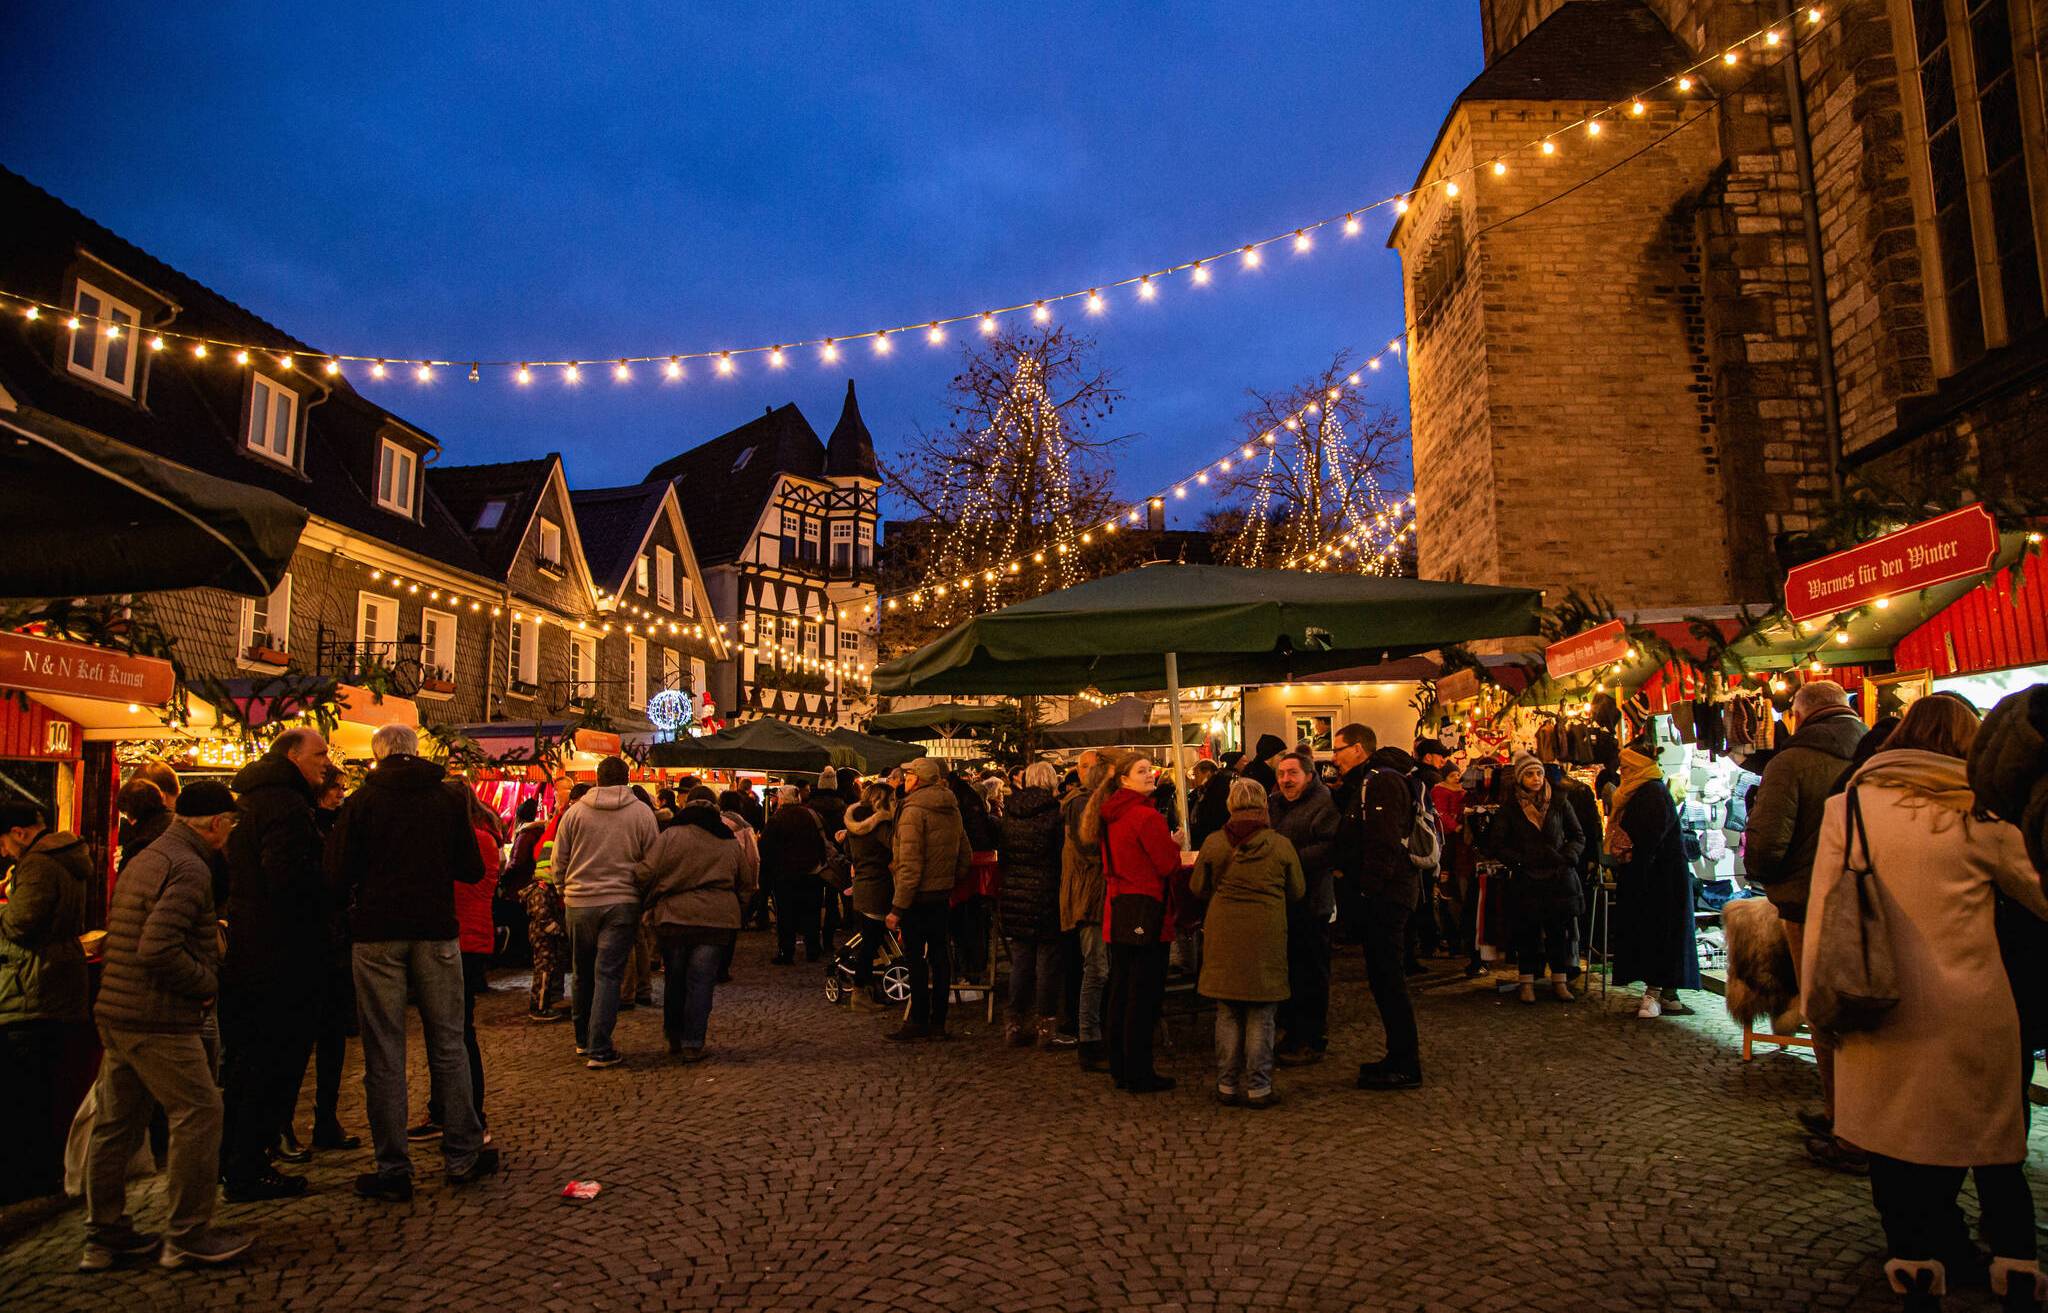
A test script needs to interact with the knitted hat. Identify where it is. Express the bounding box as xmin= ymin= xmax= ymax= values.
xmin=175 ymin=780 xmax=238 ymax=818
